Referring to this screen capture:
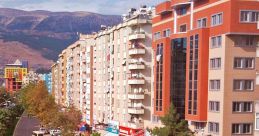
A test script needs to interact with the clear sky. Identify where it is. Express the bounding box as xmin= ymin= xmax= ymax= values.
xmin=0 ymin=0 xmax=166 ymax=15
